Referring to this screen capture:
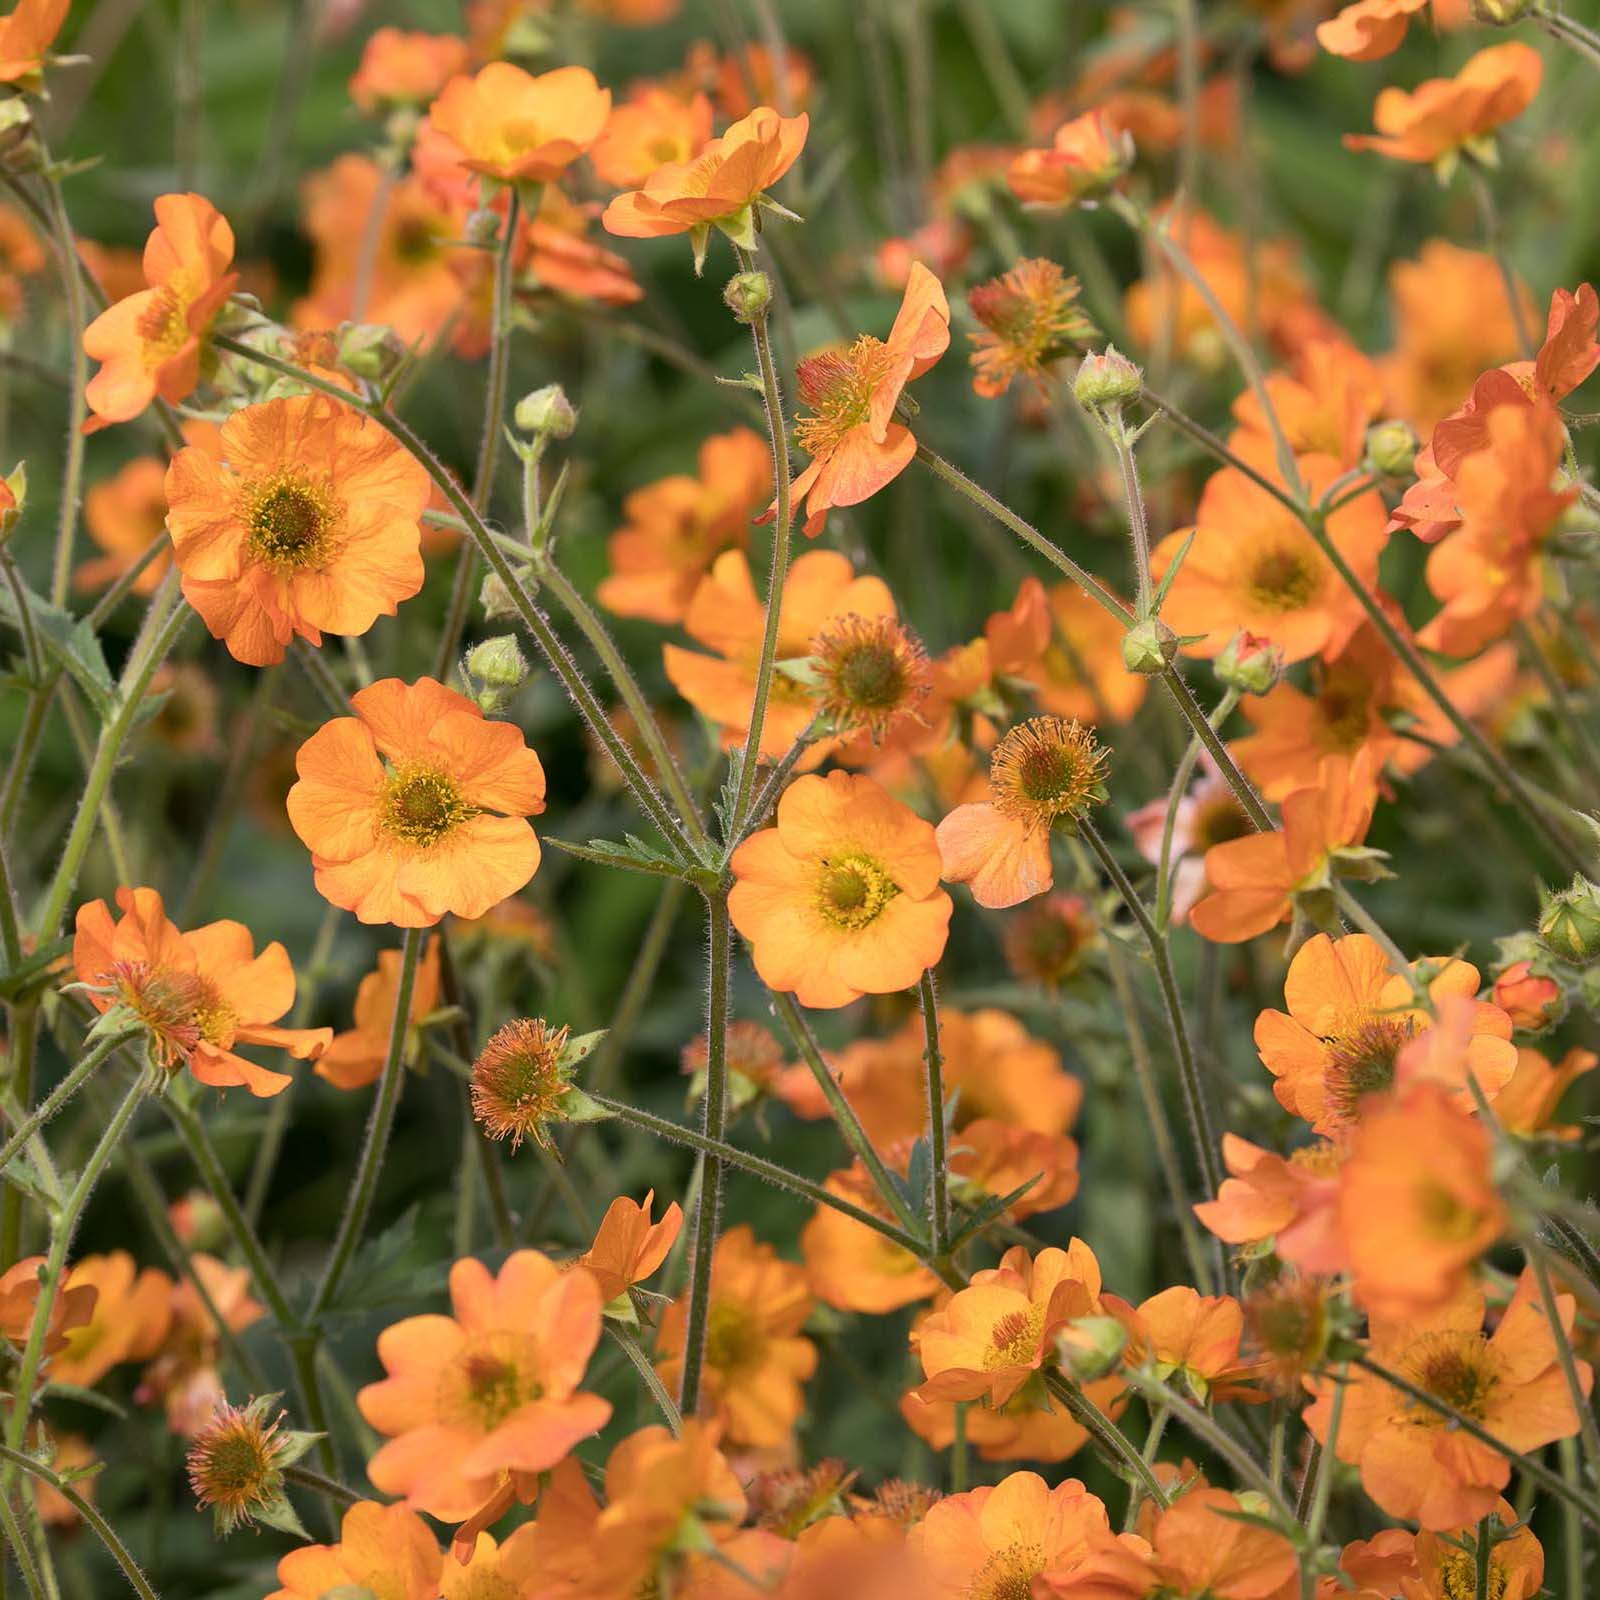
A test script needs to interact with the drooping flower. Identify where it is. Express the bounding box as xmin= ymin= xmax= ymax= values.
xmin=423 ymin=63 xmax=612 ymax=186
xmin=1193 ymin=1135 xmax=1346 ymax=1276
xmin=286 ymin=676 xmax=546 ymax=927
xmin=165 ymin=394 xmax=430 ymax=665
xmin=1104 ymin=1286 xmax=1268 ymax=1404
